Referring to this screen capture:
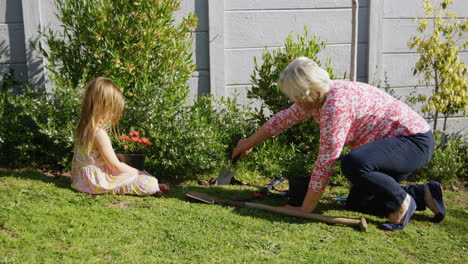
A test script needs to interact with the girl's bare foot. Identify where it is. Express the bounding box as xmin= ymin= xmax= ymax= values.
xmin=154 ymin=184 xmax=169 ymax=197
